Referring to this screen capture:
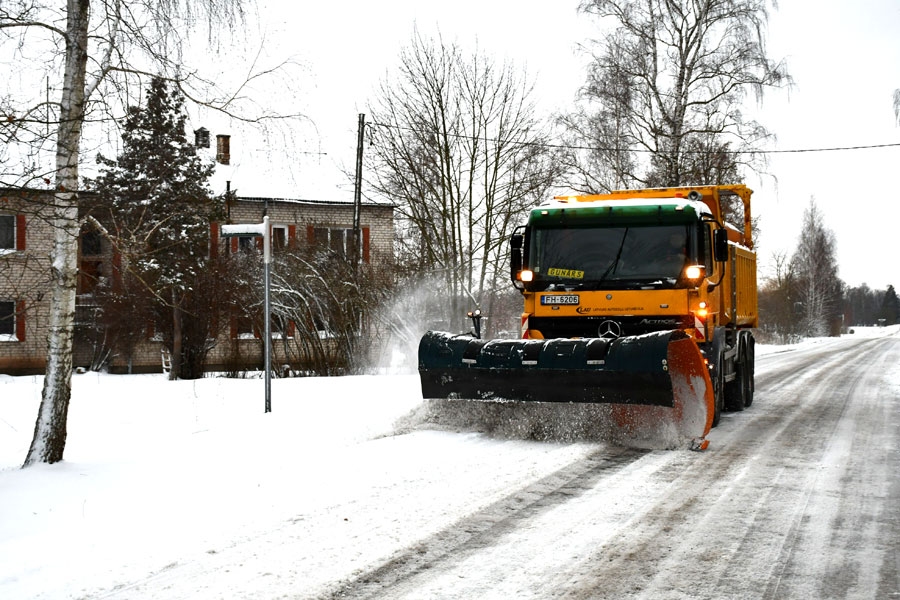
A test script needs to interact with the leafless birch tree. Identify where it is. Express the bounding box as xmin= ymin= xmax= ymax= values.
xmin=366 ymin=30 xmax=563 ymax=334
xmin=561 ymin=0 xmax=790 ymax=191
xmin=790 ymin=199 xmax=842 ymax=337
